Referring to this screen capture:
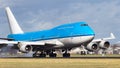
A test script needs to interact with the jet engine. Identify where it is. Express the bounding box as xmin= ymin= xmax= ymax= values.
xmin=99 ymin=41 xmax=110 ymax=49
xmin=86 ymin=42 xmax=98 ymax=51
xmin=18 ymin=42 xmax=32 ymax=53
